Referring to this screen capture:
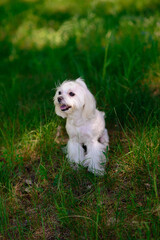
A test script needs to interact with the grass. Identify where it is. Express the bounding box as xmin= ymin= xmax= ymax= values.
xmin=0 ymin=0 xmax=160 ymax=239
